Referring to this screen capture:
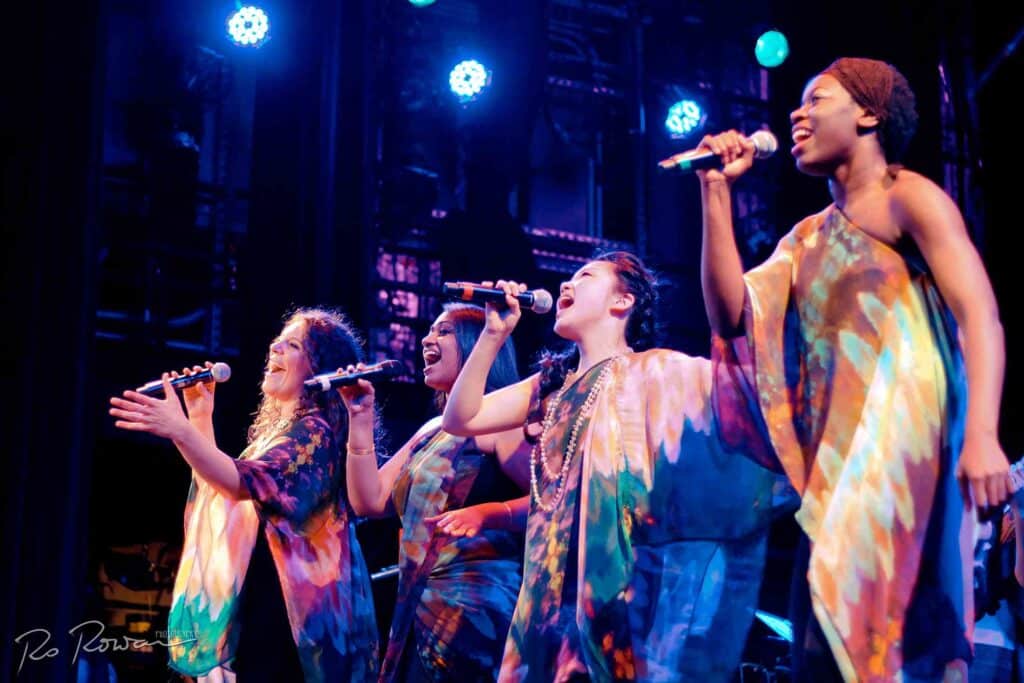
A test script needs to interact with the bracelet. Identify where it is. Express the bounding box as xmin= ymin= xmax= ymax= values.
xmin=347 ymin=443 xmax=375 ymax=457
